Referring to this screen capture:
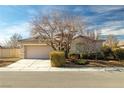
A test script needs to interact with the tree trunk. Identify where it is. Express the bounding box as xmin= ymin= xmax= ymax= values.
xmin=50 ymin=42 xmax=57 ymax=51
